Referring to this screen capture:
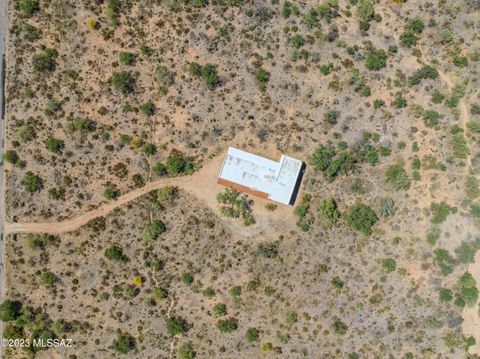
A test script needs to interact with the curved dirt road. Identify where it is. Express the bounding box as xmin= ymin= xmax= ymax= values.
xmin=4 ymin=153 xmax=226 ymax=235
